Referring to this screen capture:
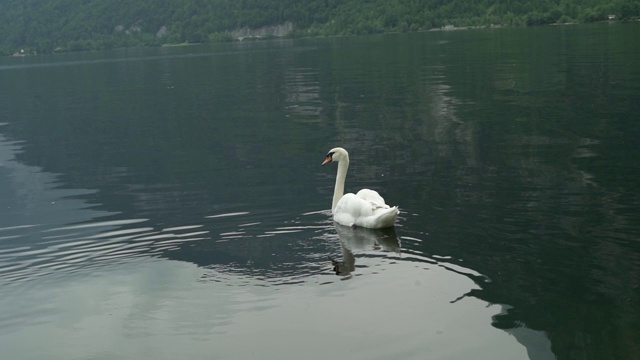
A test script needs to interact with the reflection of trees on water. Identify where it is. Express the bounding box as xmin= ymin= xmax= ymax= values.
xmin=283 ymin=67 xmax=323 ymax=123
xmin=317 ymin=31 xmax=639 ymax=360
